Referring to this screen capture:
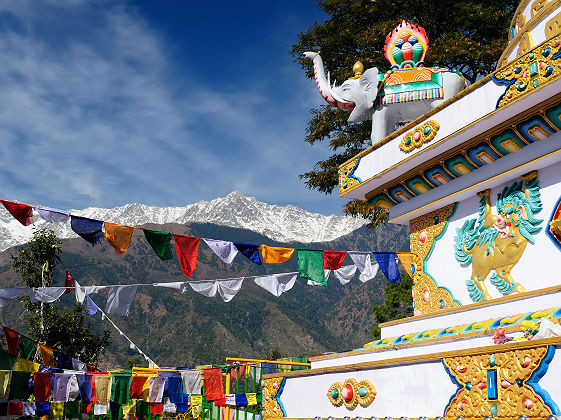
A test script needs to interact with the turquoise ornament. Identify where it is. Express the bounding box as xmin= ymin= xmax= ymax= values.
xmin=423 ymin=126 xmax=432 ymax=135
xmin=489 ymin=354 xmax=496 ymax=367
xmin=358 ymin=387 xmax=368 ymax=397
xmin=331 ymin=388 xmax=340 ymax=399
xmin=490 ymin=403 xmax=498 ymax=417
